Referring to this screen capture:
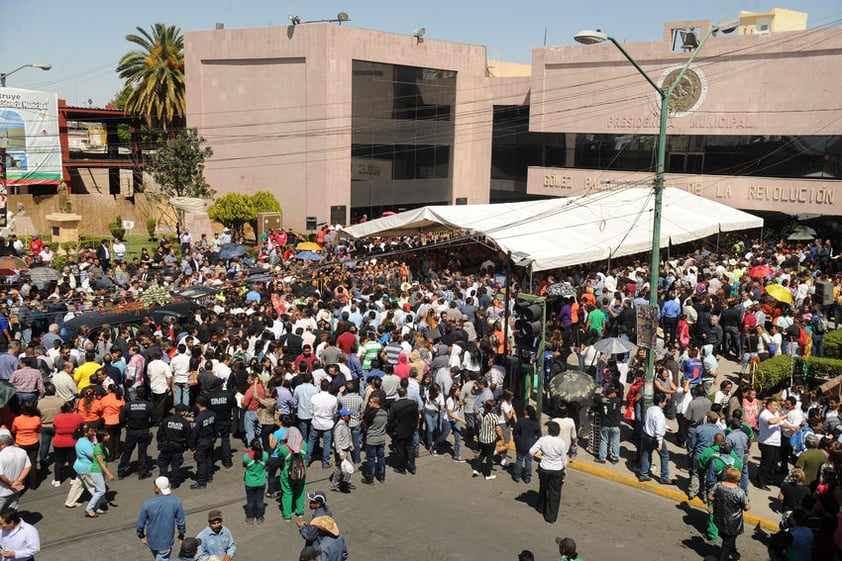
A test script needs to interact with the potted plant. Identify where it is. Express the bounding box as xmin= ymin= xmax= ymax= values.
xmin=146 ymin=217 xmax=157 ymax=241
xmin=108 ymin=215 xmax=126 ymax=240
